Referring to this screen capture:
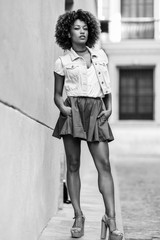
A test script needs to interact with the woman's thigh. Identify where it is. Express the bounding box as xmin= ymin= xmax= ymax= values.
xmin=87 ymin=141 xmax=110 ymax=172
xmin=63 ymin=135 xmax=81 ymax=170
